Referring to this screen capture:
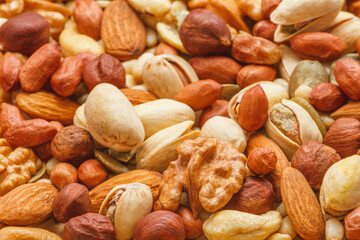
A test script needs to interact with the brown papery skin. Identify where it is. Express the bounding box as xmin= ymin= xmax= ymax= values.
xmin=333 ymin=59 xmax=360 ymax=100
xmin=345 ymin=206 xmax=360 ymax=240
xmin=200 ymin=100 xmax=229 ymax=127
xmin=236 ymin=65 xmax=276 ymax=88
